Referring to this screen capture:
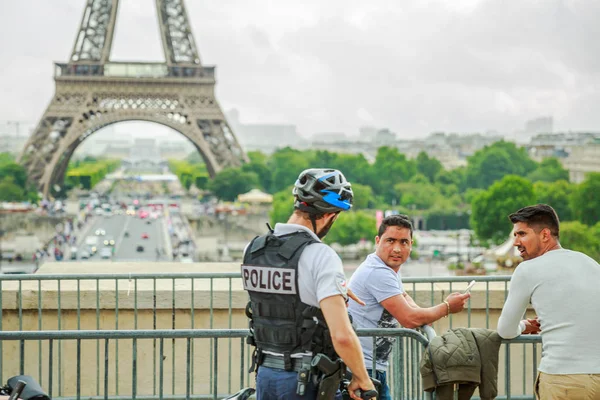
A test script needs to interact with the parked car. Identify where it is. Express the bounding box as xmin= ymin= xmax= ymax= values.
xmin=141 ymin=233 xmax=149 ymax=239
xmin=136 ymin=245 xmax=144 ymax=252
xmin=70 ymin=246 xmax=78 ymax=260
xmin=100 ymin=248 xmax=112 ymax=259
